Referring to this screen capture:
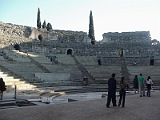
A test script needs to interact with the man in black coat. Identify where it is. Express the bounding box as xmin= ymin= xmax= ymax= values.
xmin=0 ymin=78 xmax=6 ymax=100
xmin=106 ymin=73 xmax=117 ymax=108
